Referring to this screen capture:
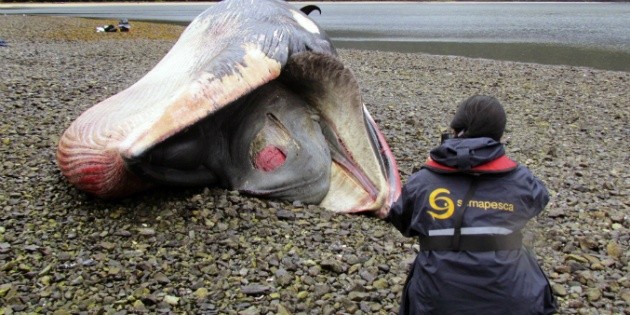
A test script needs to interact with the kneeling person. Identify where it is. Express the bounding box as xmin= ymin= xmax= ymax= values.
xmin=387 ymin=95 xmax=557 ymax=314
